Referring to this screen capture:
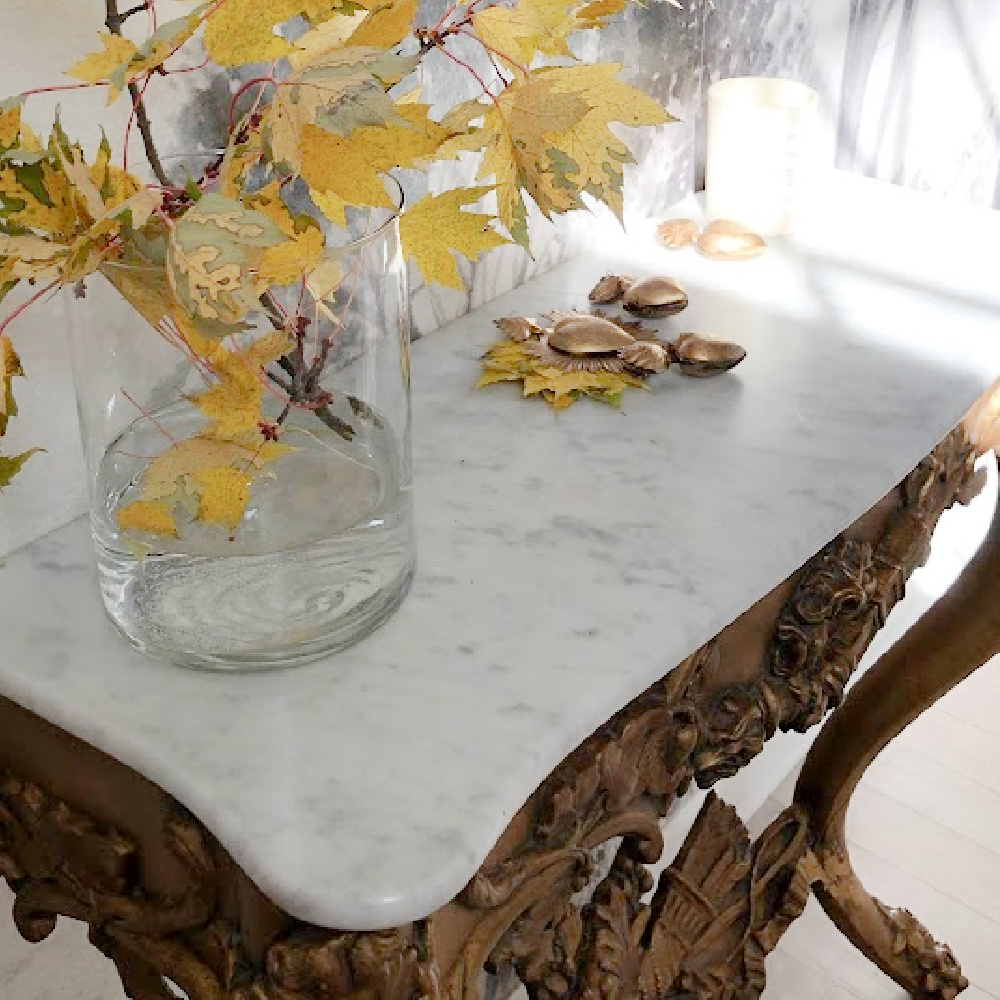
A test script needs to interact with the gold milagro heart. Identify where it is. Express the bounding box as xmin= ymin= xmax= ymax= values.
xmin=622 ymin=276 xmax=689 ymax=317
xmin=548 ymin=315 xmax=636 ymax=355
